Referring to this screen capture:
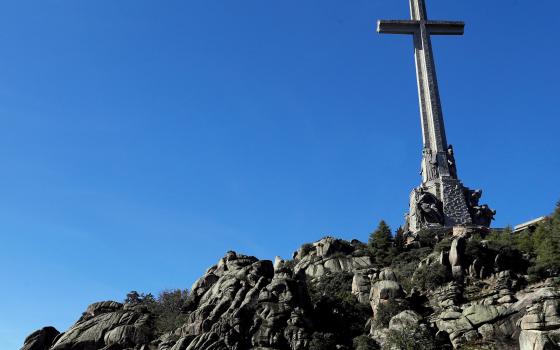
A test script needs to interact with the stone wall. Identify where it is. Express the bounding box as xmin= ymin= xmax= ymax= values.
xmin=441 ymin=177 xmax=472 ymax=227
